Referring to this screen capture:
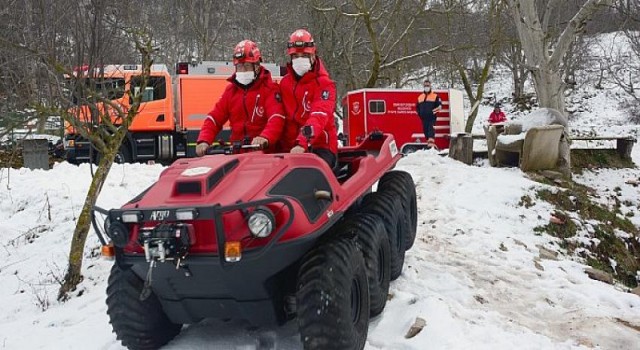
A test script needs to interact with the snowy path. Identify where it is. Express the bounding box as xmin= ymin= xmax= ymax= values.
xmin=366 ymin=152 xmax=640 ymax=349
xmin=1 ymin=154 xmax=639 ymax=349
